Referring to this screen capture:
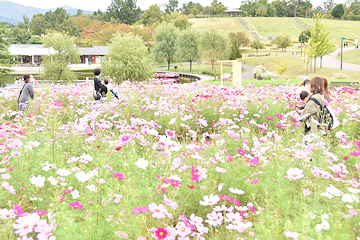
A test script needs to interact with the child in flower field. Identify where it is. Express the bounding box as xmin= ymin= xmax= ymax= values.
xmin=295 ymin=91 xmax=310 ymax=114
xmin=93 ymin=68 xmax=107 ymax=102
xmin=296 ymin=79 xmax=310 ymax=95
xmin=101 ymin=79 xmax=118 ymax=99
